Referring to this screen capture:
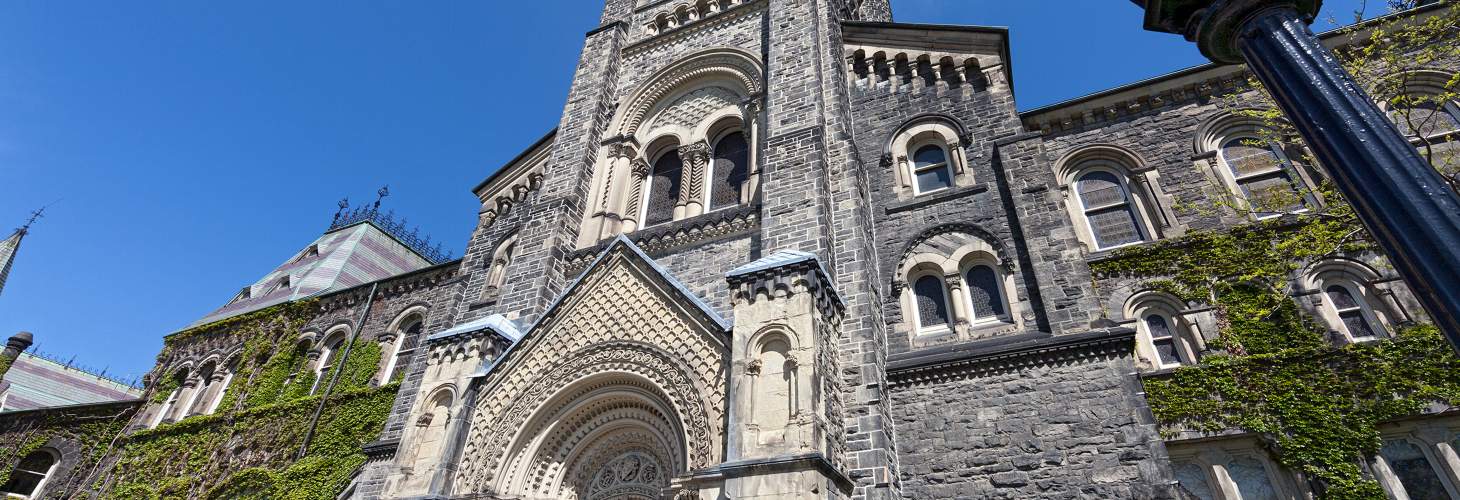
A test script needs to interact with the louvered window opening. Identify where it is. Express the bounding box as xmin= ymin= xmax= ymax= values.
xmin=1076 ymin=171 xmax=1144 ymax=249
xmin=1220 ymin=138 xmax=1309 ymax=216
xmin=710 ymin=132 xmax=749 ymax=210
xmin=644 ymin=151 xmax=684 ymax=227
